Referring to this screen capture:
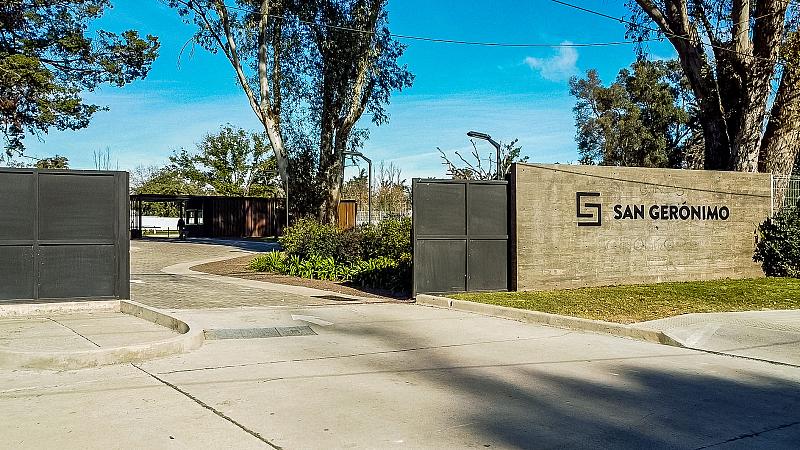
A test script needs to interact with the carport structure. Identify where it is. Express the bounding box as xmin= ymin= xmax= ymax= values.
xmin=130 ymin=194 xmax=287 ymax=239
